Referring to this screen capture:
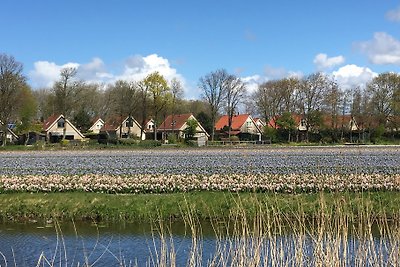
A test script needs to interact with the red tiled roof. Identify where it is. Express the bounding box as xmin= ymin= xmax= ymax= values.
xmin=101 ymin=116 xmax=124 ymax=132
xmin=43 ymin=114 xmax=62 ymax=131
xmin=91 ymin=116 xmax=102 ymax=124
xmin=42 ymin=114 xmax=85 ymax=138
xmin=101 ymin=116 xmax=142 ymax=132
xmin=268 ymin=113 xmax=304 ymax=129
xmin=322 ymin=115 xmax=354 ymax=128
xmin=158 ymin=113 xmax=193 ymax=130
xmin=144 ymin=118 xmax=154 ymax=126
xmin=215 ymin=114 xmax=251 ymax=131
